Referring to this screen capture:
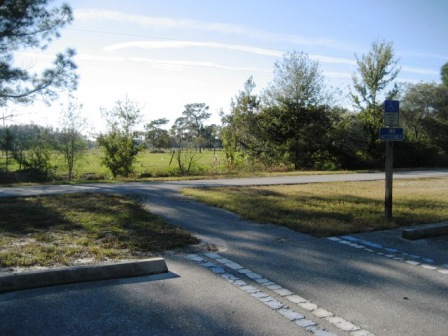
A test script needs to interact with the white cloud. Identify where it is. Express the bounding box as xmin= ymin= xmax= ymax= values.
xmin=102 ymin=41 xmax=363 ymax=69
xmin=324 ymin=71 xmax=352 ymax=79
xmin=75 ymin=9 xmax=339 ymax=48
xmin=401 ymin=66 xmax=439 ymax=76
xmin=75 ymin=9 xmax=244 ymax=34
xmin=310 ymin=54 xmax=356 ymax=66
xmin=401 ymin=51 xmax=447 ymax=61
xmin=103 ymin=40 xmax=283 ymax=57
xmin=77 ymin=53 xmax=270 ymax=73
